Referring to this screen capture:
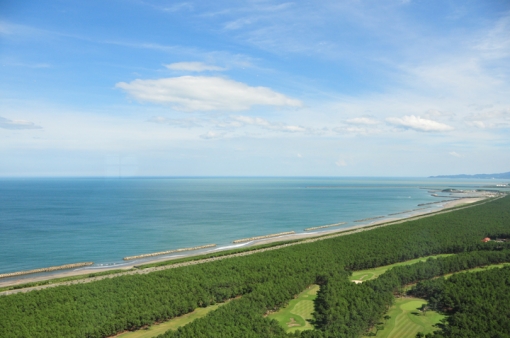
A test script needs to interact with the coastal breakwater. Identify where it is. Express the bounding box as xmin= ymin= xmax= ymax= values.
xmin=123 ymin=244 xmax=217 ymax=261
xmin=418 ymin=199 xmax=456 ymax=206
xmin=432 ymin=194 xmax=463 ymax=199
xmin=354 ymin=216 xmax=385 ymax=223
xmin=388 ymin=207 xmax=430 ymax=216
xmin=0 ymin=262 xmax=93 ymax=279
xmin=305 ymin=222 xmax=346 ymax=231
xmin=233 ymin=231 xmax=295 ymax=244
